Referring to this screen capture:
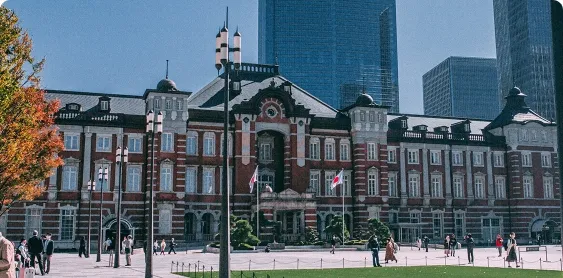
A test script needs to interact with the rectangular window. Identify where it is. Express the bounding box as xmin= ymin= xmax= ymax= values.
xmin=474 ymin=176 xmax=485 ymax=199
xmin=543 ymin=177 xmax=554 ymax=199
xmin=185 ymin=167 xmax=197 ymax=193
xmin=367 ymin=143 xmax=377 ymax=160
xmin=473 ymin=152 xmax=484 ymax=166
xmin=100 ymin=101 xmax=109 ymax=111
xmin=495 ymin=176 xmax=506 ymax=199
xmin=260 ymin=143 xmax=273 ymax=161
xmin=493 ymin=153 xmax=504 ymax=167
xmin=96 ymin=135 xmax=111 ymax=152
xmin=389 ymin=211 xmax=398 ymax=224
xmin=186 ymin=134 xmax=197 ymax=155
xmin=126 ymin=166 xmax=141 ymax=192
xmin=410 ymin=211 xmax=421 ymax=223
xmin=367 ymin=170 xmax=378 ymax=196
xmin=388 ymin=173 xmax=398 ymax=197
xmin=154 ymin=98 xmax=160 ymax=109
xmin=159 ymin=209 xmax=171 ymax=234
xmin=369 ymin=111 xmax=375 ymax=122
xmin=523 ymin=176 xmax=533 ymax=198
xmin=541 ymin=153 xmax=551 ymax=168
xmin=310 ymin=171 xmax=320 ymax=195
xmin=203 ymin=133 xmax=215 ymax=156
xmin=325 ymin=140 xmax=335 ymax=160
xmin=432 ymin=212 xmax=443 ymax=239
xmin=203 ymin=168 xmax=215 ymax=194
xmin=343 ymin=173 xmax=351 ymax=196
xmin=64 ymin=134 xmax=79 ymax=151
xmin=26 ymin=208 xmax=41 ymax=237
xmin=60 ymin=209 xmax=75 ymax=241
xmin=454 ymin=212 xmax=465 ymax=238
xmin=325 ymin=172 xmax=336 ymax=196
xmin=160 ymin=166 xmax=172 ymax=192
xmin=482 ymin=218 xmax=502 ymax=242
xmin=407 ymin=150 xmax=419 ymax=164
xmin=431 ymin=175 xmax=442 ymax=198
xmin=430 ymin=150 xmax=441 ymax=165
xmin=62 ymin=166 xmax=78 ymax=191
xmin=521 ymin=152 xmax=532 ymax=167
xmin=161 ymin=133 xmax=173 ymax=152
xmin=408 ymin=174 xmax=420 ymax=197
xmin=453 ymin=176 xmax=464 ymax=198
xmin=310 ymin=140 xmax=320 ymax=160
xmin=165 ymin=99 xmax=172 ymax=110
xmin=452 ymin=151 xmax=463 ymax=166
xmin=128 ymin=137 xmax=142 ymax=153
xmin=340 ymin=143 xmax=349 ymax=161
xmin=388 ymin=149 xmax=396 ymax=163
xmin=176 ymin=100 xmax=183 ymax=110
